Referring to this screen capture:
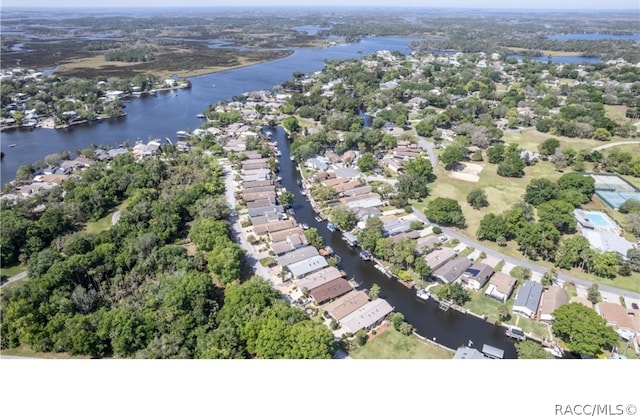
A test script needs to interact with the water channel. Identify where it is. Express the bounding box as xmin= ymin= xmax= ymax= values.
xmin=269 ymin=125 xmax=518 ymax=358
